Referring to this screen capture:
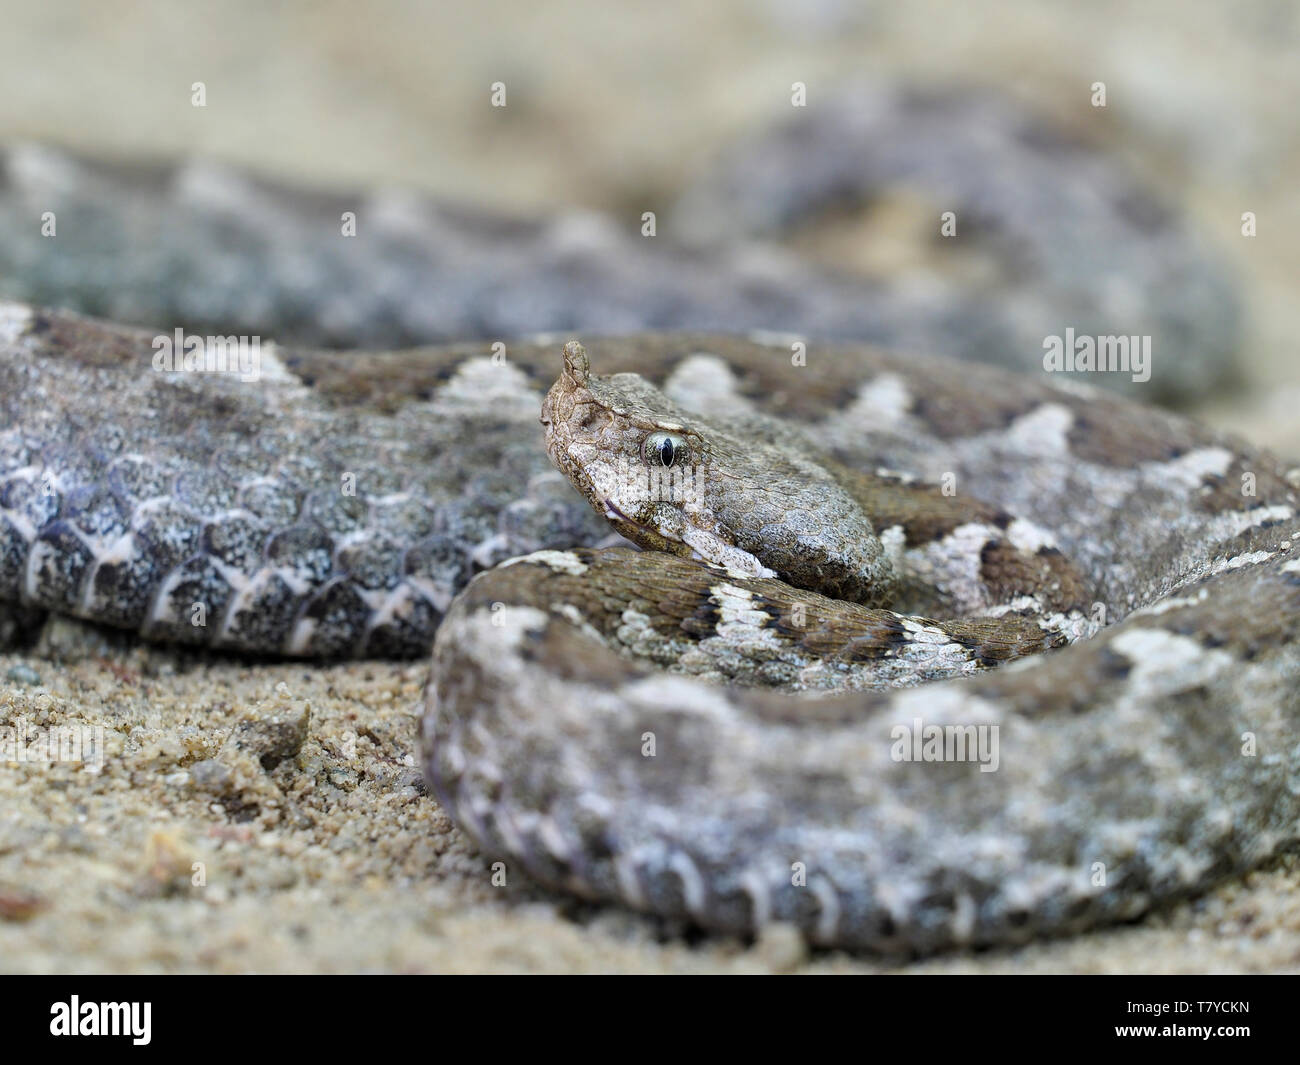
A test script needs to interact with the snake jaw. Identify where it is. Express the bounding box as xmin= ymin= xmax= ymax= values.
xmin=601 ymin=497 xmax=647 ymax=536
xmin=601 ymin=496 xmax=702 ymax=561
